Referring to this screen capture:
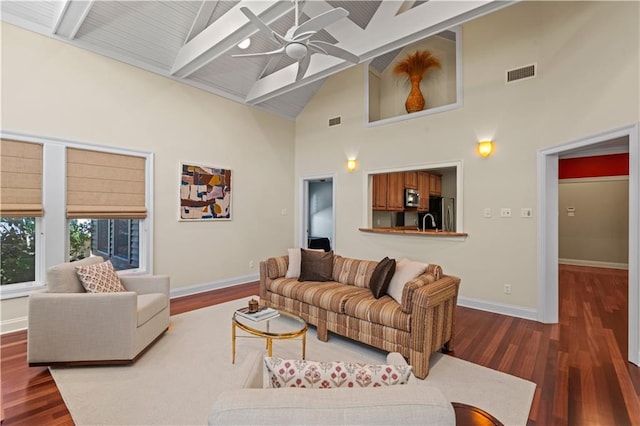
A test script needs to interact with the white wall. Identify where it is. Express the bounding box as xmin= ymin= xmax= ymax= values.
xmin=295 ymin=1 xmax=640 ymax=315
xmin=0 ymin=22 xmax=296 ymax=332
